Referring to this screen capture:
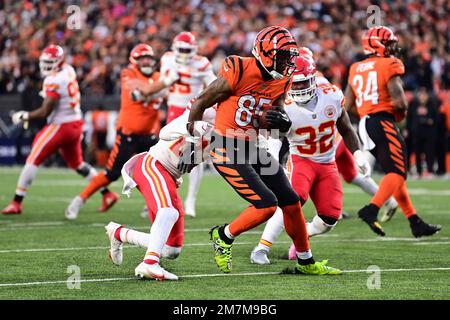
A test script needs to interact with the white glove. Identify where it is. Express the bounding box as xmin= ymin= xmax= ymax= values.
xmin=353 ymin=150 xmax=371 ymax=178
xmin=12 ymin=111 xmax=29 ymax=125
xmin=162 ymin=68 xmax=179 ymax=87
